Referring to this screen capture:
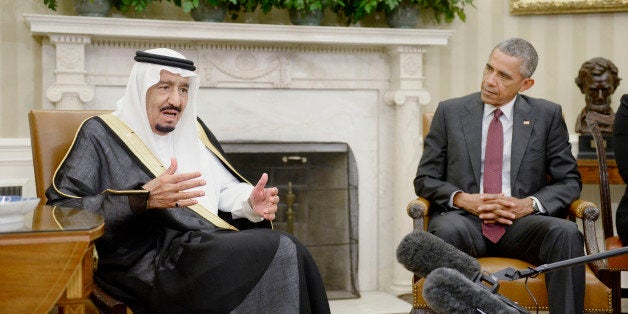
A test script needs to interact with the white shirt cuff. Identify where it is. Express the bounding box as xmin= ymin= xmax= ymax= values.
xmin=449 ymin=190 xmax=462 ymax=208
xmin=529 ymin=196 xmax=546 ymax=214
xmin=239 ymin=199 xmax=264 ymax=223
